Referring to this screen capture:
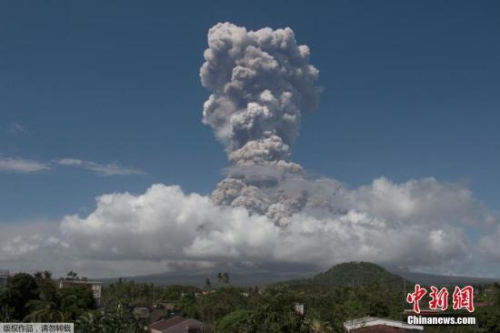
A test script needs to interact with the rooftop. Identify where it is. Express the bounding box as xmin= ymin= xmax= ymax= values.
xmin=149 ymin=317 xmax=187 ymax=331
xmin=59 ymin=279 xmax=102 ymax=285
xmin=344 ymin=317 xmax=424 ymax=332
